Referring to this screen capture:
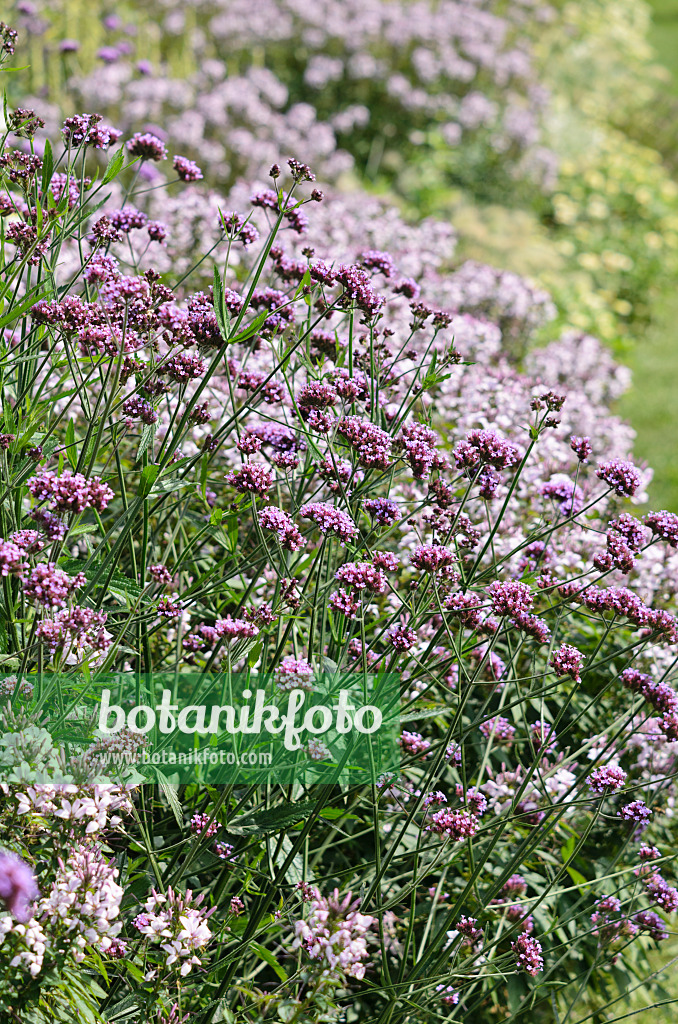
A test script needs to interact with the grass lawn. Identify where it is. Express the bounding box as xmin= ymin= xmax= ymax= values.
xmin=648 ymin=0 xmax=678 ymax=95
xmin=618 ymin=1 xmax=678 ymax=511
xmin=619 ymin=288 xmax=678 ymax=511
